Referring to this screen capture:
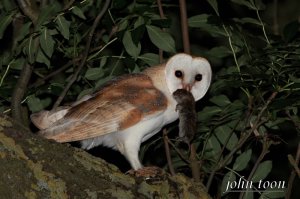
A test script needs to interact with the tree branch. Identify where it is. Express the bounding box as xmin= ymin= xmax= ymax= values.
xmin=11 ymin=63 xmax=33 ymax=123
xmin=11 ymin=0 xmax=40 ymax=124
xmin=0 ymin=114 xmax=211 ymax=199
xmin=163 ymin=129 xmax=176 ymax=175
xmin=156 ymin=0 xmax=166 ymax=63
xmin=16 ymin=0 xmax=39 ymax=25
xmin=286 ymin=143 xmax=300 ymax=199
xmin=179 ymin=0 xmax=190 ymax=54
xmin=189 ymin=143 xmax=200 ymax=182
